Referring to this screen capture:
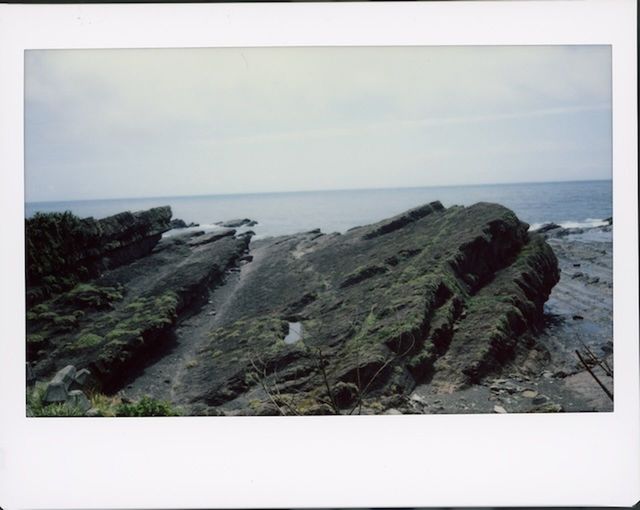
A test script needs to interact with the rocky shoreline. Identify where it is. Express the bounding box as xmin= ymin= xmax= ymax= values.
xmin=25 ymin=202 xmax=613 ymax=416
